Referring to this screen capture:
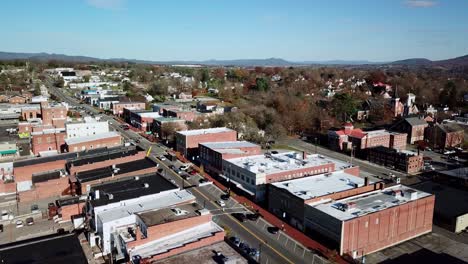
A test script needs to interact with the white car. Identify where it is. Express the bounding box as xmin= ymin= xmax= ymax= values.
xmin=180 ymin=165 xmax=190 ymax=171
xmin=217 ymin=200 xmax=226 ymax=207
xmin=159 ymin=156 xmax=167 ymax=161
xmin=16 ymin=220 xmax=24 ymax=228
